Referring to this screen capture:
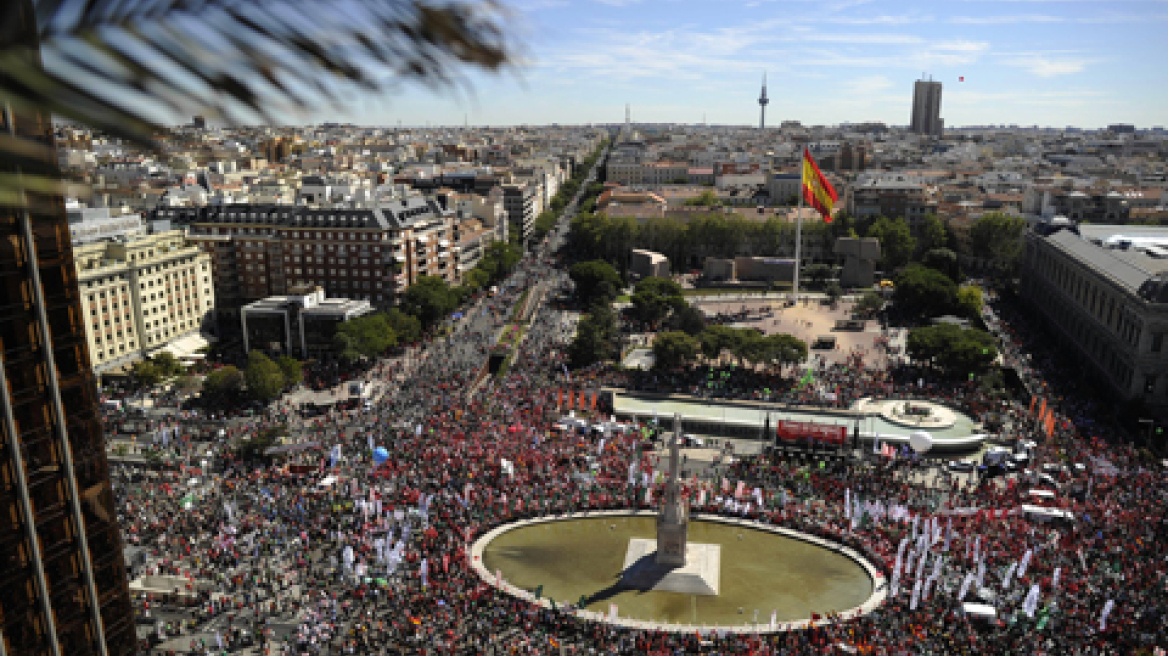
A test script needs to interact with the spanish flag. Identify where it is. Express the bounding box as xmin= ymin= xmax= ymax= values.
xmin=802 ymin=147 xmax=838 ymax=222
